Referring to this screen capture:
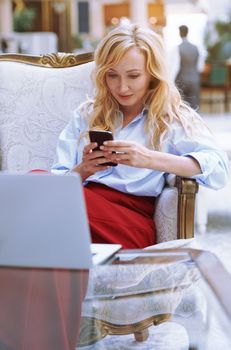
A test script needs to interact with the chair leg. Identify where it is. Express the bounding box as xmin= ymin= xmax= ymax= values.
xmin=134 ymin=328 xmax=149 ymax=342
